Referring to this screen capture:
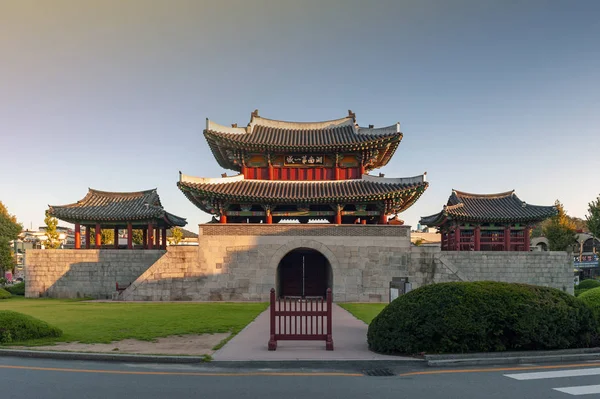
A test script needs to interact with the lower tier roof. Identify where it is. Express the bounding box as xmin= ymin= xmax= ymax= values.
xmin=178 ymin=173 xmax=428 ymax=214
xmin=420 ymin=189 xmax=557 ymax=226
xmin=48 ymin=188 xmax=187 ymax=227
